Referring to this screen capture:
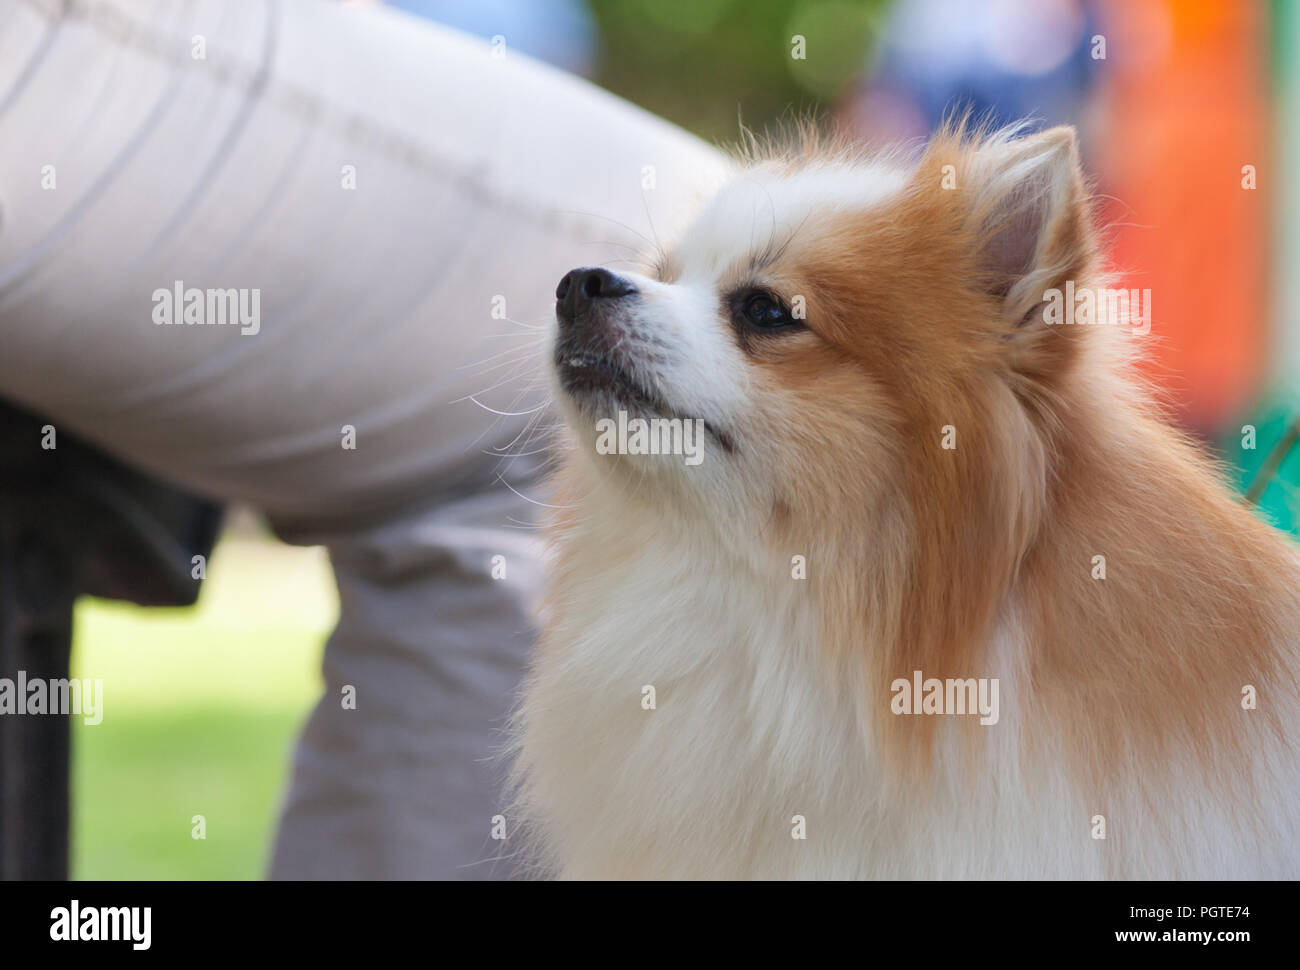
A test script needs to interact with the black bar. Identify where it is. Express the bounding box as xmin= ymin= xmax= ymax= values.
xmin=0 ymin=879 xmax=1285 ymax=956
